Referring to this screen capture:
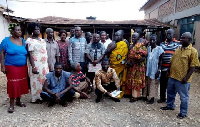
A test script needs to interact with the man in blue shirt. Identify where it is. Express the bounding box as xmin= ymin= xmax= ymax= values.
xmin=40 ymin=62 xmax=75 ymax=107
